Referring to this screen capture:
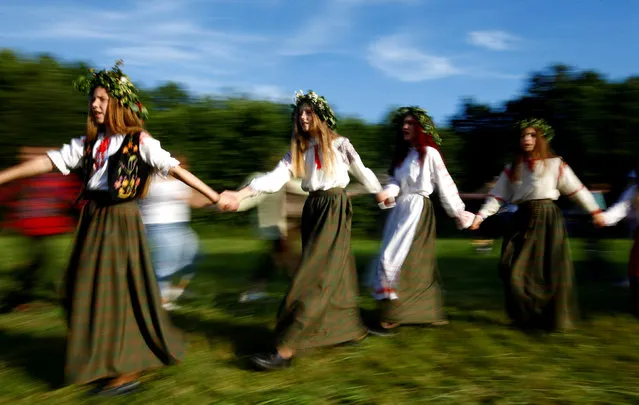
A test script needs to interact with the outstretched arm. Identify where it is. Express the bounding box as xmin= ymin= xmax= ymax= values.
xmin=169 ymin=166 xmax=219 ymax=205
xmin=0 ymin=155 xmax=54 ymax=186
